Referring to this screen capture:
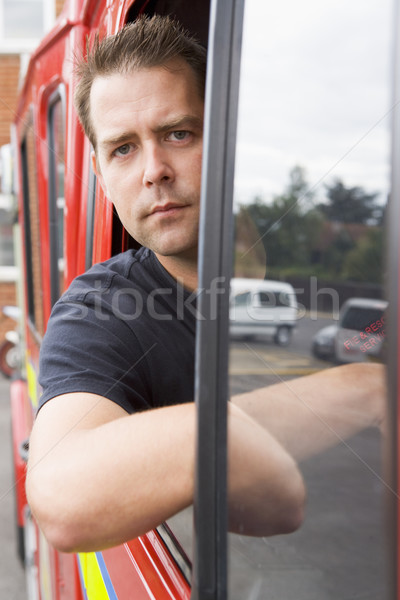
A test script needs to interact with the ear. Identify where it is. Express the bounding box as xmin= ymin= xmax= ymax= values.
xmin=91 ymin=151 xmax=109 ymax=198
